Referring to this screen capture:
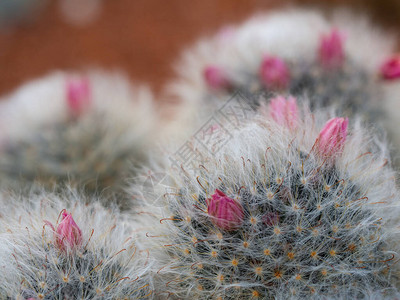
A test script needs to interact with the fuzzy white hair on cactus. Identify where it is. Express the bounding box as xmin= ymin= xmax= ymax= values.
xmin=0 ymin=190 xmax=154 ymax=299
xmin=133 ymin=107 xmax=400 ymax=299
xmin=0 ymin=71 xmax=157 ymax=207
